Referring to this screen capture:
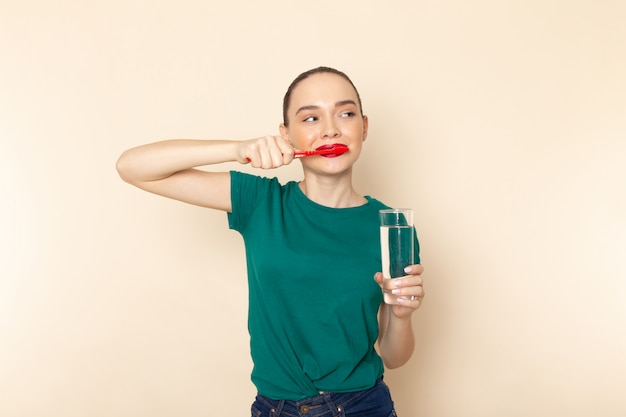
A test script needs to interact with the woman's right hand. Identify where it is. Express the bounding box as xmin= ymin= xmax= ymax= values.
xmin=239 ymin=135 xmax=295 ymax=169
